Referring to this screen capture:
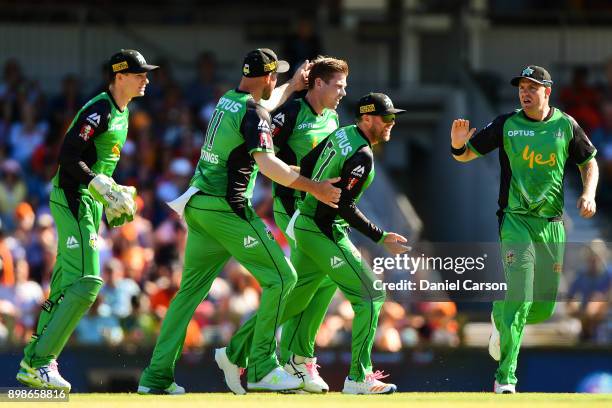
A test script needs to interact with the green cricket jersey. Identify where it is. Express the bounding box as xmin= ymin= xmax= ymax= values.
xmin=189 ymin=89 xmax=274 ymax=218
xmin=271 ymin=97 xmax=339 ymax=214
xmin=298 ymin=124 xmax=384 ymax=242
xmin=52 ymin=91 xmax=129 ymax=194
xmin=467 ymin=108 xmax=597 ymax=219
